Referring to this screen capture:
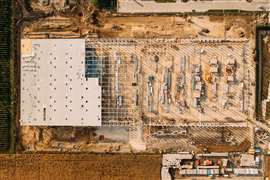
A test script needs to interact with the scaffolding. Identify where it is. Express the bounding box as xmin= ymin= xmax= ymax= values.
xmin=86 ymin=39 xmax=139 ymax=127
xmin=86 ymin=38 xmax=254 ymax=130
